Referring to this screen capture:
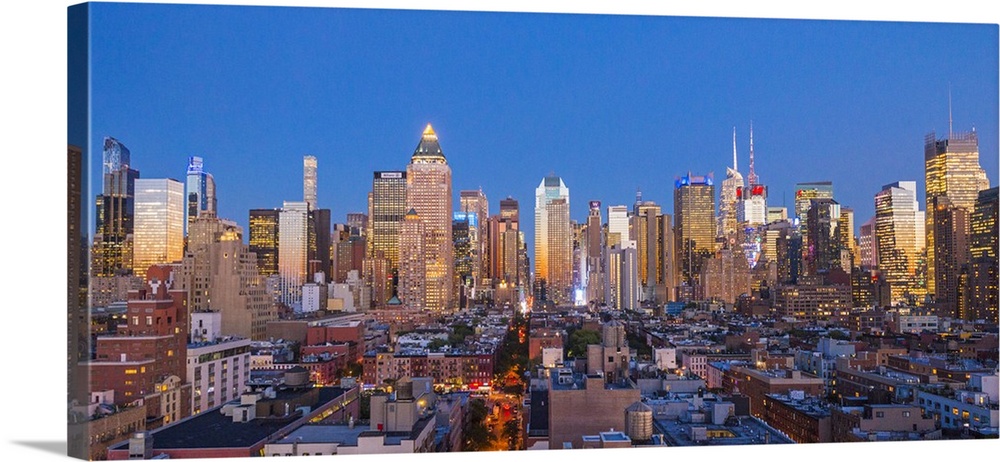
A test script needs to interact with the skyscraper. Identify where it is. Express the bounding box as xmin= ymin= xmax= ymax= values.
xmin=584 ymin=201 xmax=604 ymax=305
xmin=966 ymin=187 xmax=998 ymax=322
xmin=398 ymin=208 xmax=426 ymax=309
xmin=185 ymin=156 xmax=216 ymax=232
xmin=674 ymin=173 xmax=716 ymax=297
xmin=406 ymin=124 xmax=454 ymax=311
xmin=460 ymin=189 xmax=489 ymax=288
xmin=368 ymin=171 xmax=407 ymax=270
xmin=719 ymin=127 xmax=744 ymax=250
xmin=132 ymin=178 xmax=184 ymax=277
xmin=805 ymin=198 xmax=842 ymax=276
xmin=278 ymin=201 xmax=310 ymax=309
xmin=248 ymin=209 xmax=280 ymax=277
xmin=535 ymin=174 xmax=572 ymax=304
xmin=607 ymin=205 xmax=631 ymax=248
xmin=874 ymin=182 xmax=926 ymax=305
xmin=794 ymin=181 xmax=834 ymax=269
xmin=932 ymin=196 xmax=969 ymax=317
xmin=94 ymin=136 xmax=140 ymax=277
xmin=924 ymin=129 xmax=989 ymax=298
xmin=303 ymin=155 xmax=318 ymax=211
